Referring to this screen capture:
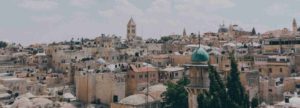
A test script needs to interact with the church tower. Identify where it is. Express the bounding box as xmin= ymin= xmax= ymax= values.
xmin=183 ymin=28 xmax=187 ymax=37
xmin=292 ymin=18 xmax=297 ymax=33
xmin=127 ymin=18 xmax=136 ymax=41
